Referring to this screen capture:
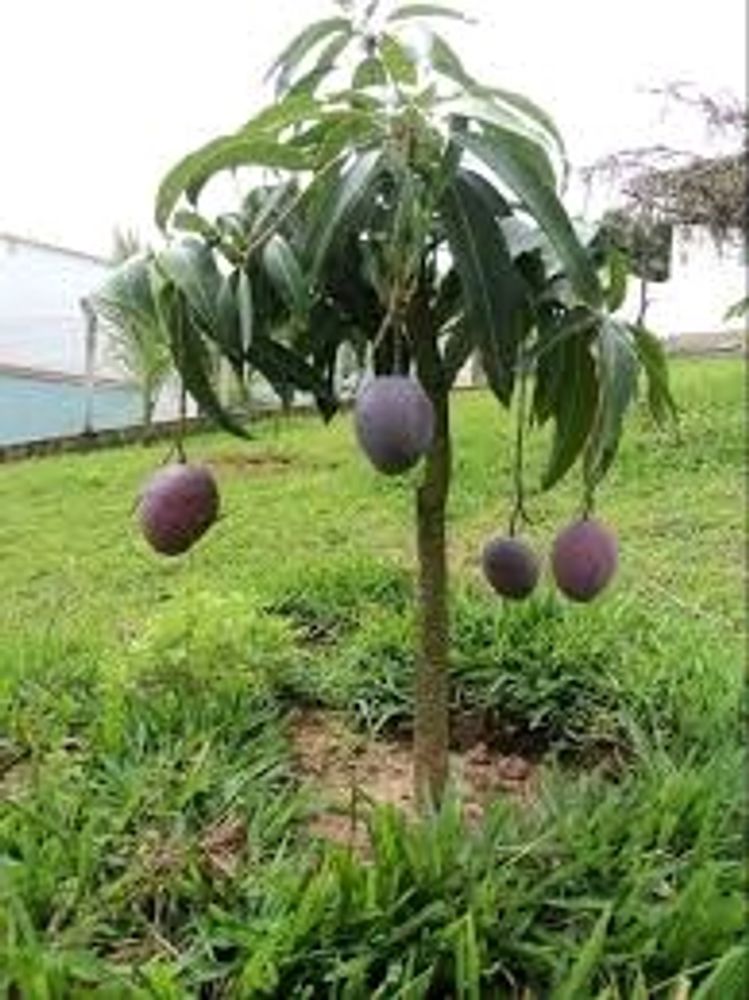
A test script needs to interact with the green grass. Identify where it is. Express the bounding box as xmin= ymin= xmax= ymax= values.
xmin=0 ymin=358 xmax=743 ymax=997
